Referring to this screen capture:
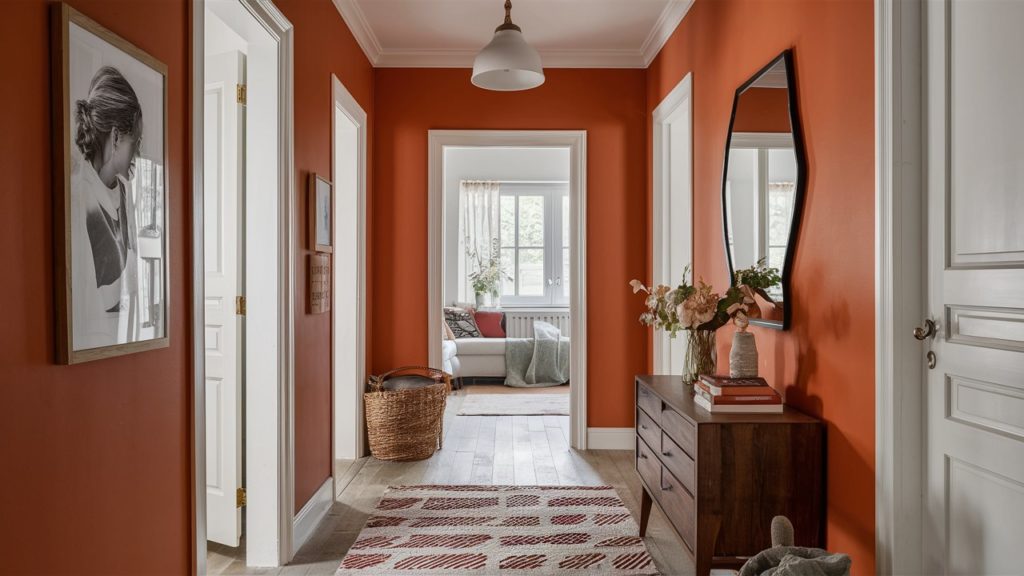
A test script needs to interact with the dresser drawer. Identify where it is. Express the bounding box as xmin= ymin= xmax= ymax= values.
xmin=660 ymin=467 xmax=696 ymax=550
xmin=637 ymin=384 xmax=662 ymax=423
xmin=636 ymin=436 xmax=661 ymax=493
xmin=636 ymin=408 xmax=660 ymax=451
xmin=662 ymin=406 xmax=696 ymax=459
xmin=660 ymin=431 xmax=696 ymax=496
